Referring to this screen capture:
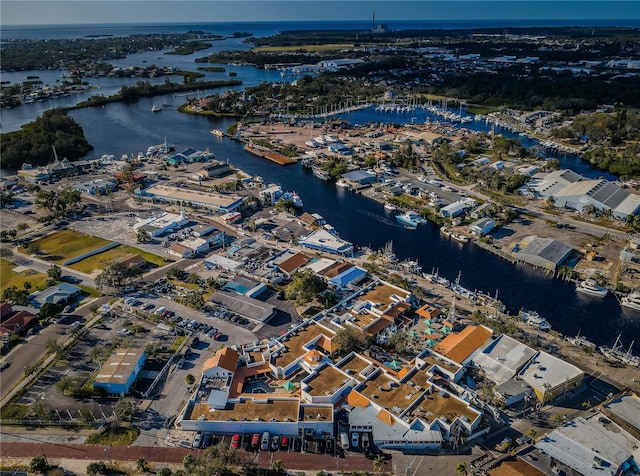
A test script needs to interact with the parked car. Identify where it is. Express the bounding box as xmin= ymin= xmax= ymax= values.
xmin=280 ymin=436 xmax=289 ymax=450
xmin=271 ymin=435 xmax=279 ymax=451
xmin=261 ymin=432 xmax=270 ymax=451
xmin=231 ymin=434 xmax=241 ymax=449
xmin=192 ymin=432 xmax=203 ymax=448
xmin=251 ymin=433 xmax=260 ymax=451
xmin=351 ymin=432 xmax=359 ymax=448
